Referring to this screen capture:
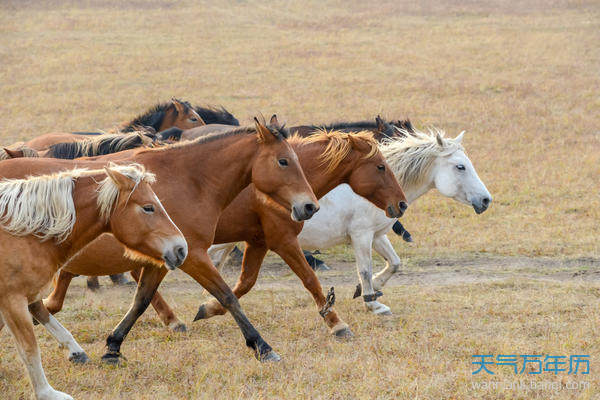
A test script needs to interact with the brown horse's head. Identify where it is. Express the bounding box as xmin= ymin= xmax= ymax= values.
xmin=168 ymin=98 xmax=205 ymax=131
xmin=343 ymin=132 xmax=408 ymax=218
xmin=252 ymin=115 xmax=319 ymax=221
xmin=103 ymin=165 xmax=187 ymax=270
